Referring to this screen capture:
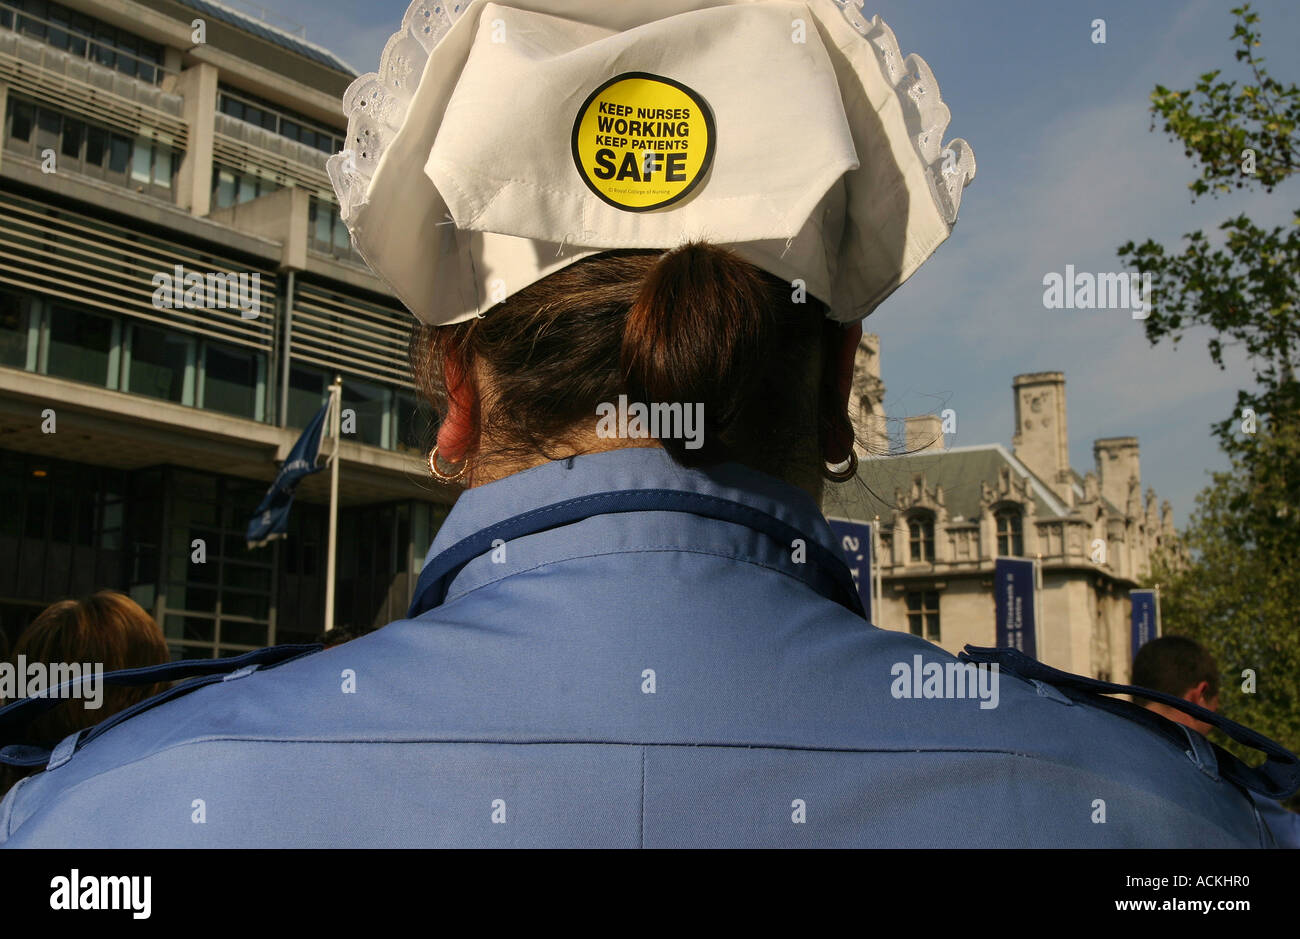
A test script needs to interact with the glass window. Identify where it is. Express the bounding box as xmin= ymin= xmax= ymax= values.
xmin=342 ymin=377 xmax=390 ymax=448
xmin=92 ymin=23 xmax=115 ymax=69
xmin=60 ymin=117 xmax=83 ymax=159
xmin=237 ymin=173 xmax=258 ymax=205
xmin=908 ymin=515 xmax=935 ymax=563
xmin=152 ymin=144 xmax=173 ymax=188
xmin=222 ymin=591 xmax=269 ymax=621
xmin=218 ymin=87 xmax=344 ymax=153
xmin=46 ymin=306 xmax=114 ymax=386
xmin=50 ymin=474 xmax=75 ymax=543
xmin=8 ymin=99 xmax=34 ymax=143
xmin=85 ymin=125 xmax=107 ymax=166
xmin=115 ymin=34 xmax=138 ymax=79
xmin=202 ymin=342 xmax=260 ymax=419
xmin=221 ymin=618 xmax=267 ymax=646
xmin=0 ymin=291 xmax=30 ymax=368
xmin=25 ymin=473 xmax=49 ymax=539
xmin=996 ymin=509 xmax=1024 ymax=557
xmin=18 ymin=4 xmax=47 ymax=41
xmin=163 ymin=613 xmax=215 ymax=643
xmin=312 ymin=200 xmax=331 ymax=248
xmin=224 ymin=563 xmax=271 ymax=593
xmin=332 ymin=212 xmax=351 ymax=253
xmin=130 ymin=137 xmax=152 ymax=183
xmin=288 ymin=363 xmax=328 ymax=428
xmin=66 ymin=22 xmax=87 ymax=59
xmin=35 ymin=108 xmax=60 ymax=151
xmin=48 ymin=4 xmax=72 ymax=49
xmin=906 ymin=590 xmax=940 ymax=642
xmin=108 ymin=134 xmax=131 ymax=174
xmin=215 ymin=168 xmax=237 ymax=208
xmin=128 ymin=323 xmax=191 ymax=403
